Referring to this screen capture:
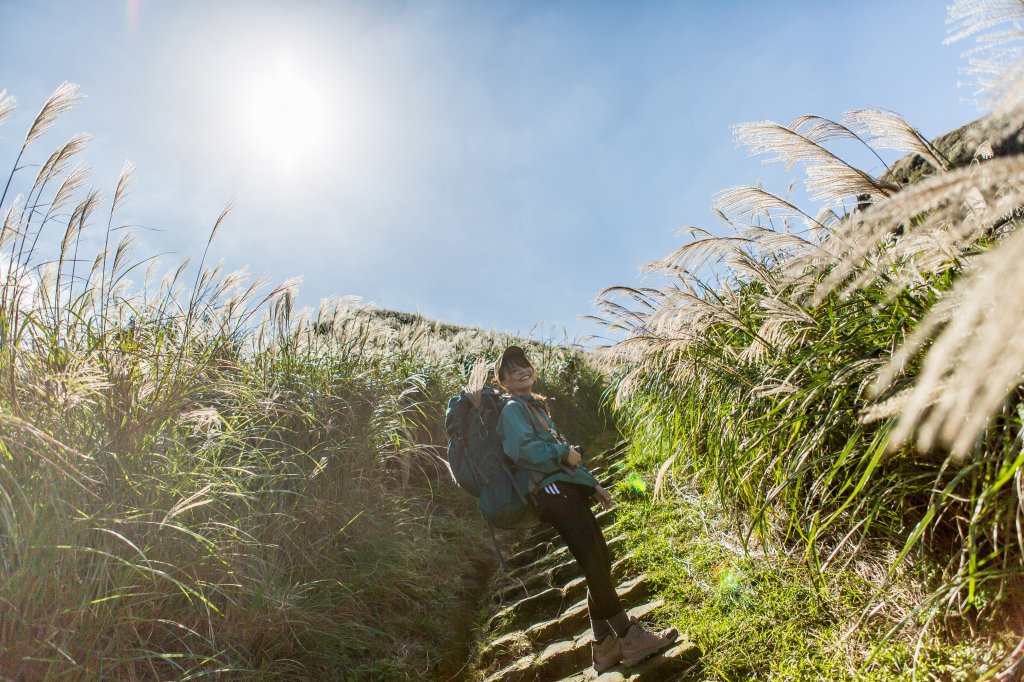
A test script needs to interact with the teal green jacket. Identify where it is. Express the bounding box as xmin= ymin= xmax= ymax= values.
xmin=497 ymin=393 xmax=599 ymax=493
